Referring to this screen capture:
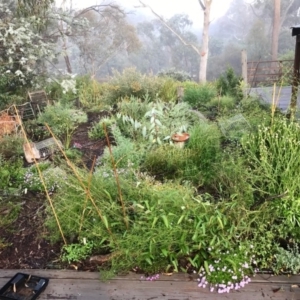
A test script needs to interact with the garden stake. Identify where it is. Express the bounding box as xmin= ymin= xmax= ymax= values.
xmin=103 ymin=123 xmax=129 ymax=229
xmin=271 ymin=82 xmax=282 ymax=125
xmin=13 ymin=105 xmax=67 ymax=246
xmin=44 ymin=123 xmax=114 ymax=237
xmin=79 ymin=156 xmax=96 ymax=234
